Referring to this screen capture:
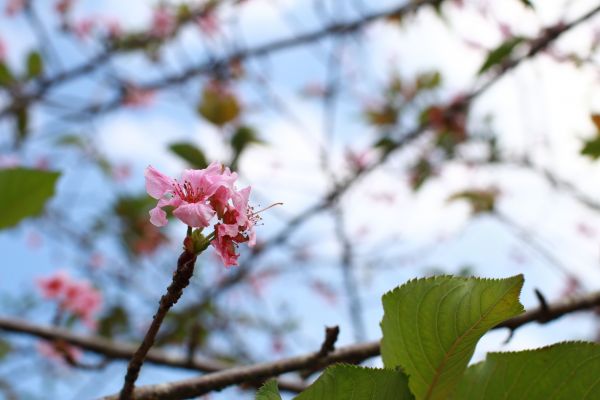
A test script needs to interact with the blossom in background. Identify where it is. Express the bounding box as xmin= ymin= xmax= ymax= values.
xmin=103 ymin=17 xmax=122 ymax=39
xmin=0 ymin=38 xmax=6 ymax=62
xmin=37 ymin=340 xmax=82 ymax=365
xmin=344 ymin=147 xmax=374 ymax=171
xmin=0 ymin=154 xmax=20 ymax=168
xmin=197 ymin=12 xmax=219 ymax=36
xmin=151 ymin=6 xmax=175 ymax=38
xmin=37 ymin=271 xmax=103 ymax=328
xmin=72 ymin=18 xmax=95 ymax=40
xmin=55 ymin=0 xmax=74 ymax=15
xmin=122 ymin=85 xmax=155 ymax=107
xmin=145 ymin=162 xmax=258 ymax=266
xmin=5 ymin=0 xmax=25 ymax=16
